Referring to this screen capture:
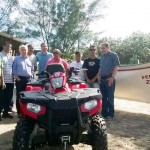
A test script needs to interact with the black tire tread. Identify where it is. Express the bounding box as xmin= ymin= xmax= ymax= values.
xmin=90 ymin=115 xmax=108 ymax=150
xmin=12 ymin=118 xmax=35 ymax=150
